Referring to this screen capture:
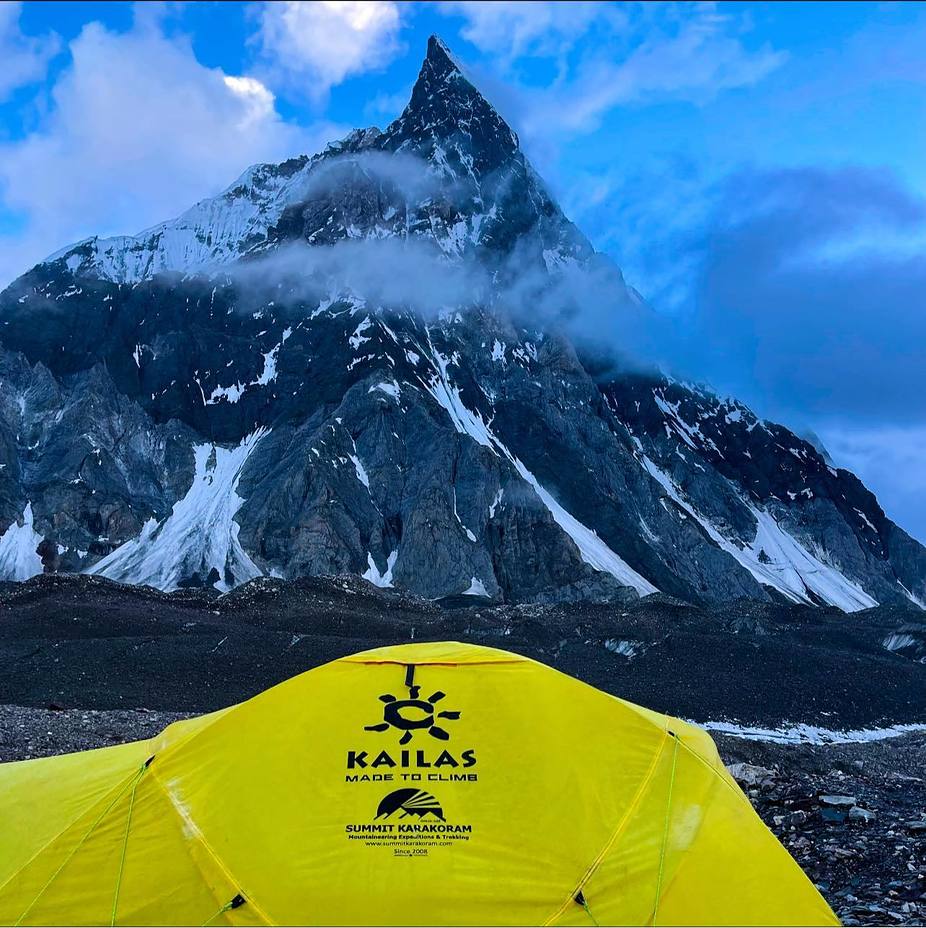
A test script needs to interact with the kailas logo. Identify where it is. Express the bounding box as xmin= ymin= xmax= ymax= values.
xmin=375 ymin=788 xmax=445 ymax=821
xmin=365 ymin=664 xmax=461 ymax=745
